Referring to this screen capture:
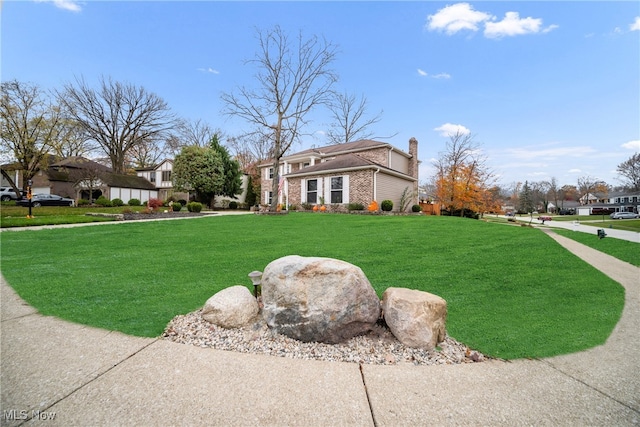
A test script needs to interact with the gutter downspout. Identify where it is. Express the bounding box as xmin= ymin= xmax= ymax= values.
xmin=373 ymin=168 xmax=380 ymax=202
